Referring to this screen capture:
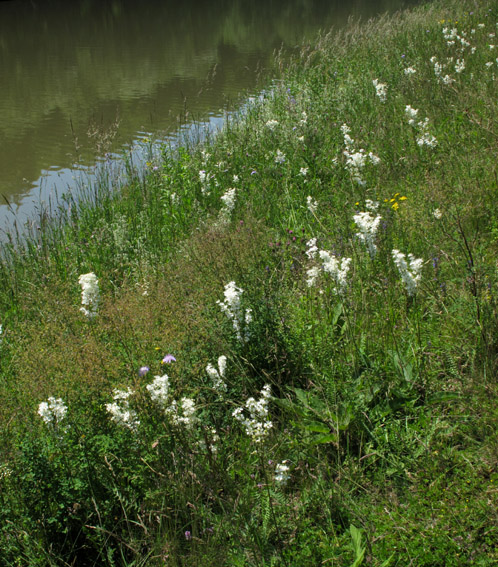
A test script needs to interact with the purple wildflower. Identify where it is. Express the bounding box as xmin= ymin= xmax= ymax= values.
xmin=162 ymin=354 xmax=176 ymax=364
xmin=138 ymin=366 xmax=150 ymax=377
